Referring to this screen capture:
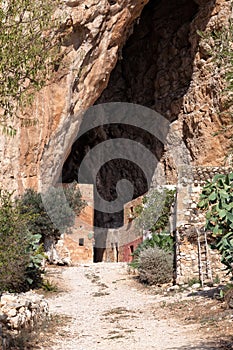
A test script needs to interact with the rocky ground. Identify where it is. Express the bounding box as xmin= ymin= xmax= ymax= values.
xmin=24 ymin=262 xmax=233 ymax=350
